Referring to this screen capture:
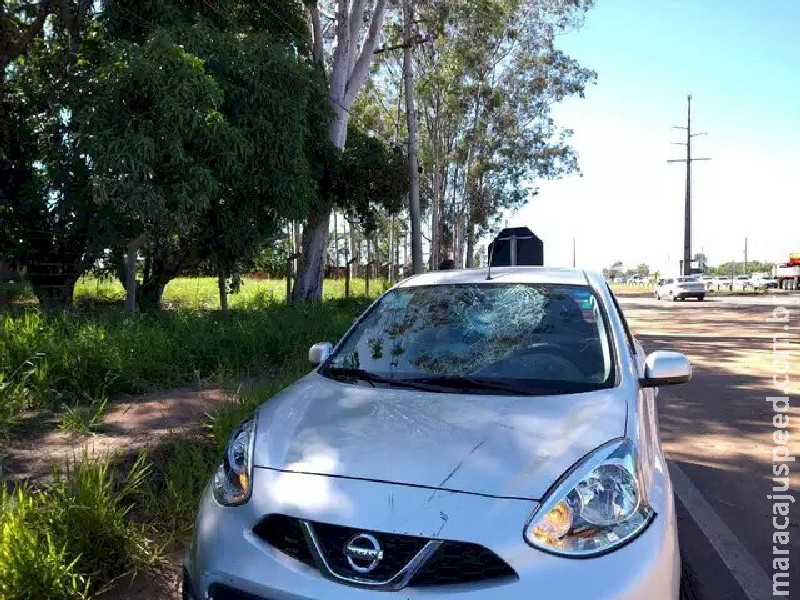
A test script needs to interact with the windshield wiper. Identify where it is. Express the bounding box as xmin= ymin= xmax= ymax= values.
xmin=324 ymin=369 xmax=582 ymax=396
xmin=396 ymin=376 xmax=541 ymax=396
xmin=323 ymin=367 xmax=436 ymax=391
